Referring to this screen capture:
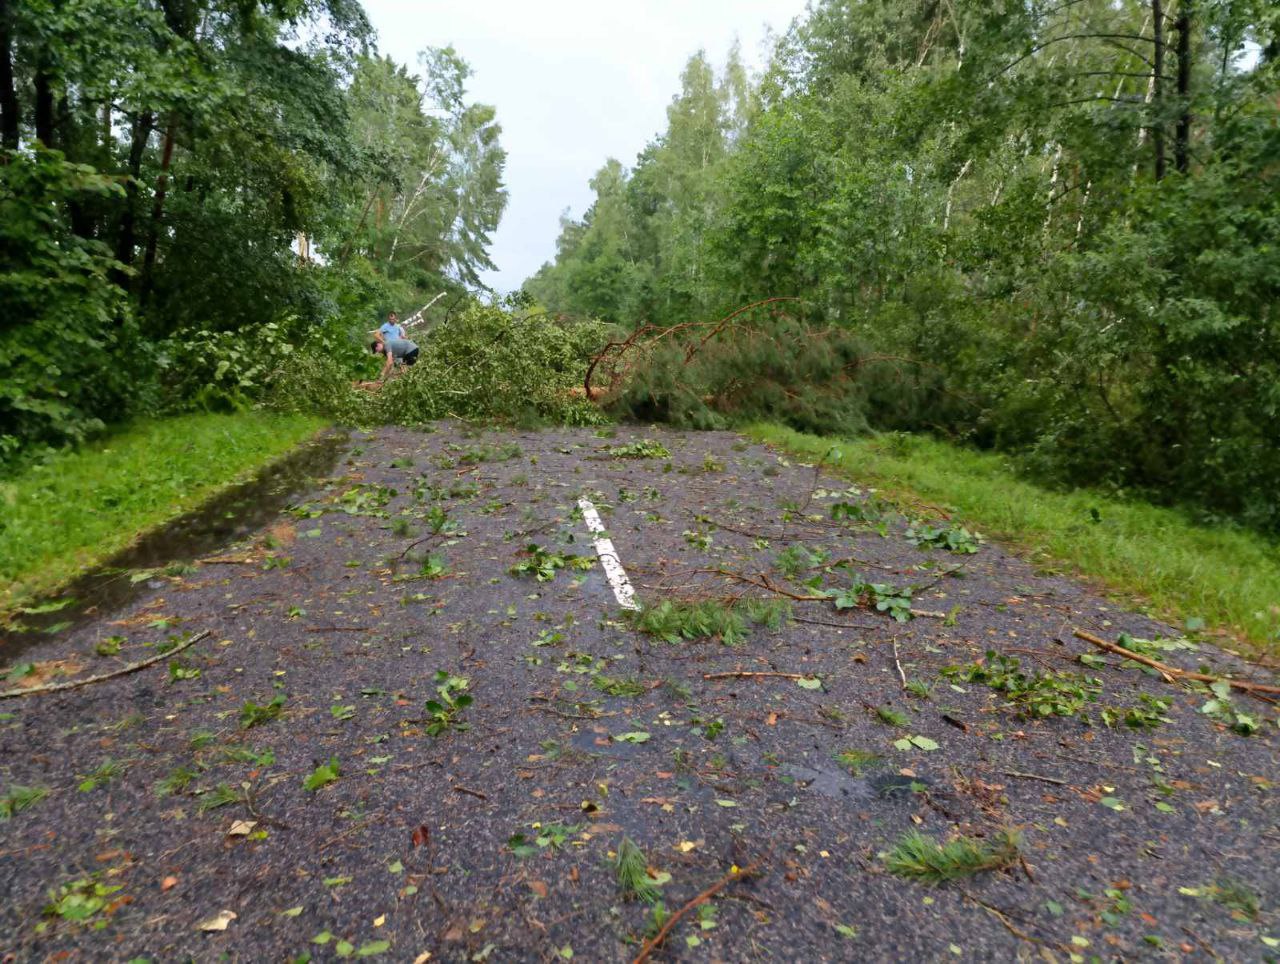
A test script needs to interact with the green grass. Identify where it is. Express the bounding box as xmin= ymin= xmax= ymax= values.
xmin=746 ymin=423 xmax=1280 ymax=656
xmin=0 ymin=412 xmax=325 ymax=614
